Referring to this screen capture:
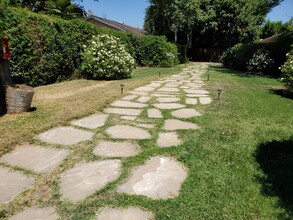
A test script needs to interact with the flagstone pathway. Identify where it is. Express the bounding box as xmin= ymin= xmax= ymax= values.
xmin=1 ymin=63 xmax=213 ymax=219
